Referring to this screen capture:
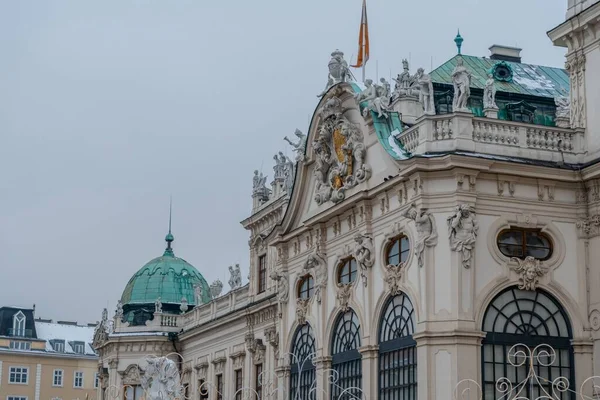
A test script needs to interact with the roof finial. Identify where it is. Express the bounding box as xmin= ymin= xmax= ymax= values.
xmin=164 ymin=196 xmax=174 ymax=257
xmin=454 ymin=29 xmax=464 ymax=55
